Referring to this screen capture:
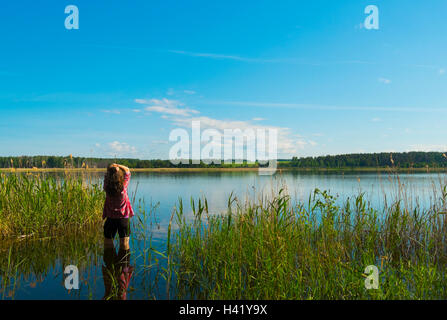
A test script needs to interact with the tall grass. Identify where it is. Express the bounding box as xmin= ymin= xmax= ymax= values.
xmin=0 ymin=173 xmax=169 ymax=300
xmin=0 ymin=173 xmax=104 ymax=239
xmin=170 ymin=185 xmax=447 ymax=299
xmin=3 ymin=172 xmax=447 ymax=299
